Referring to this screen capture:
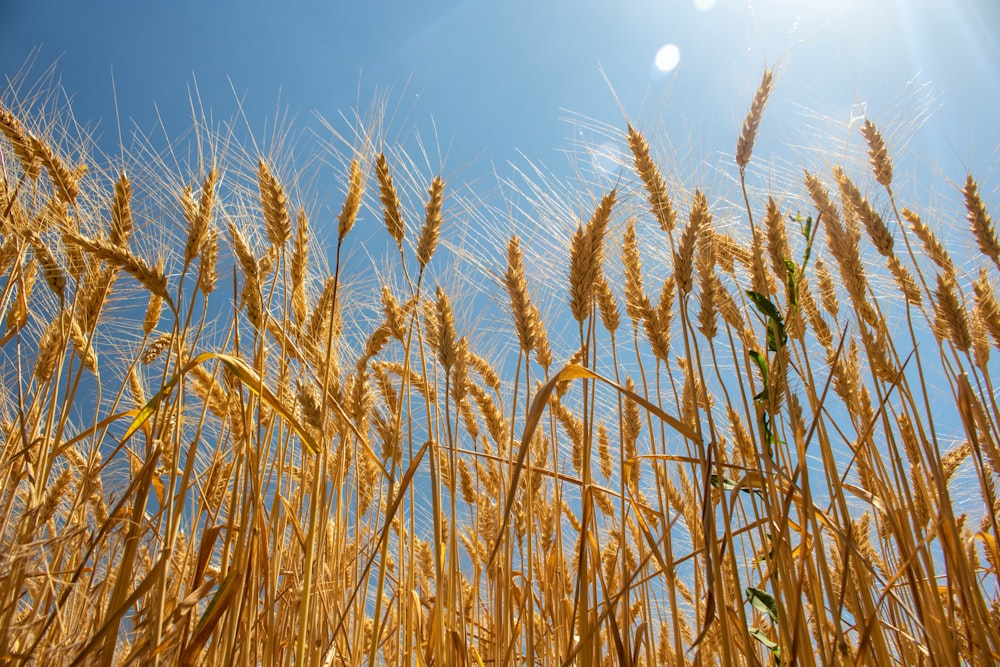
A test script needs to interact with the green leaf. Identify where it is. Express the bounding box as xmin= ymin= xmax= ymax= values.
xmin=749 ymin=350 xmax=769 ymax=402
xmin=749 ymin=627 xmax=781 ymax=664
xmin=710 ymin=474 xmax=737 ymax=490
xmin=747 ymin=587 xmax=779 ymax=622
xmin=747 ymin=290 xmax=787 ymax=351
xmin=783 ymin=259 xmax=798 ymax=306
